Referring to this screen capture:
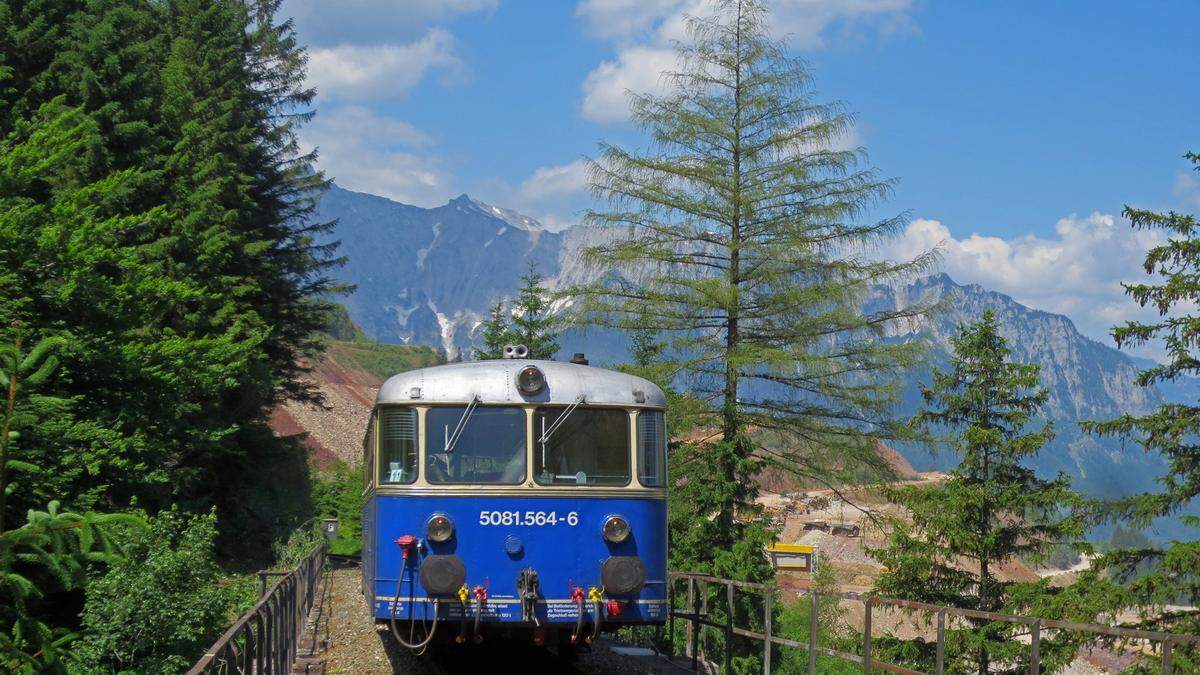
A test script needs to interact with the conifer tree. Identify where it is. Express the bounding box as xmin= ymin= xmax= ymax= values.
xmin=577 ymin=0 xmax=931 ymax=578
xmin=475 ymin=300 xmax=513 ymax=360
xmin=1081 ymin=152 xmax=1200 ymax=668
xmin=510 ymin=262 xmax=560 ymax=359
xmin=872 ymin=310 xmax=1090 ymax=674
